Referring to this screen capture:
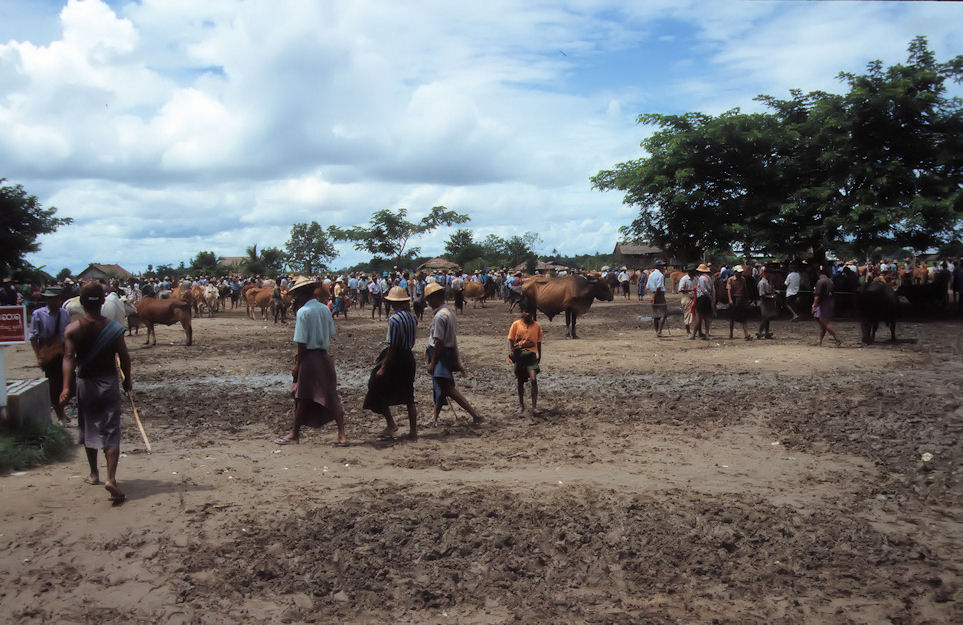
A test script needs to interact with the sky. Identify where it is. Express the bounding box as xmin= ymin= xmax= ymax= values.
xmin=2 ymin=0 xmax=960 ymax=274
